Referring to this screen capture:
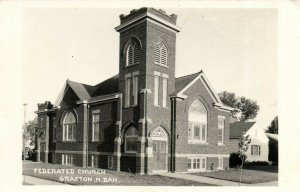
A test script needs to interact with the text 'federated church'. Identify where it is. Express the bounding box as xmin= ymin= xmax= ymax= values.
xmin=35 ymin=7 xmax=234 ymax=175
